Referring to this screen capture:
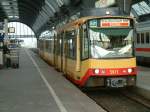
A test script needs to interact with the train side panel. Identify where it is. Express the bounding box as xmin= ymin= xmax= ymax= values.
xmin=135 ymin=21 xmax=150 ymax=64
